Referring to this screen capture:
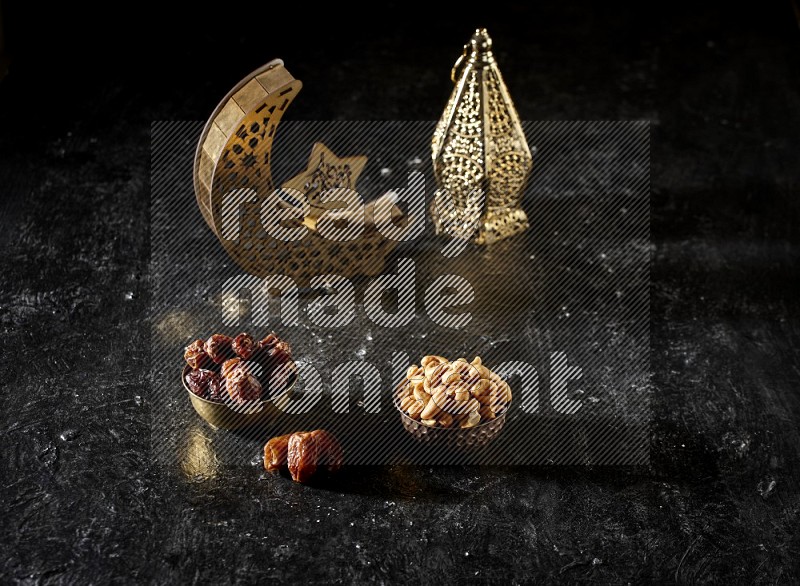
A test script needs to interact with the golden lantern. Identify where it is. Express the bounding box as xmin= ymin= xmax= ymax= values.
xmin=431 ymin=28 xmax=533 ymax=245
